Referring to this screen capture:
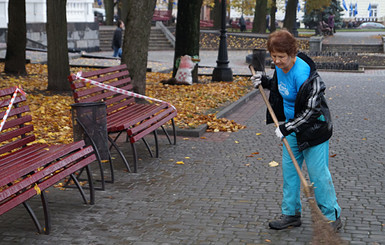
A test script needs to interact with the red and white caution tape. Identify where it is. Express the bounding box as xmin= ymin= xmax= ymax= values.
xmin=74 ymin=72 xmax=176 ymax=110
xmin=0 ymin=86 xmax=27 ymax=132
